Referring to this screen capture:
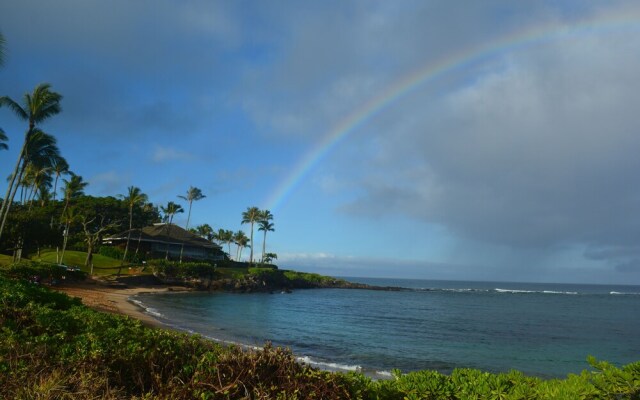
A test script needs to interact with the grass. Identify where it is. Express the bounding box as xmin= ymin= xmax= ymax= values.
xmin=0 ymin=253 xmax=13 ymax=267
xmin=32 ymin=249 xmax=126 ymax=276
xmin=216 ymin=266 xmax=250 ymax=279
